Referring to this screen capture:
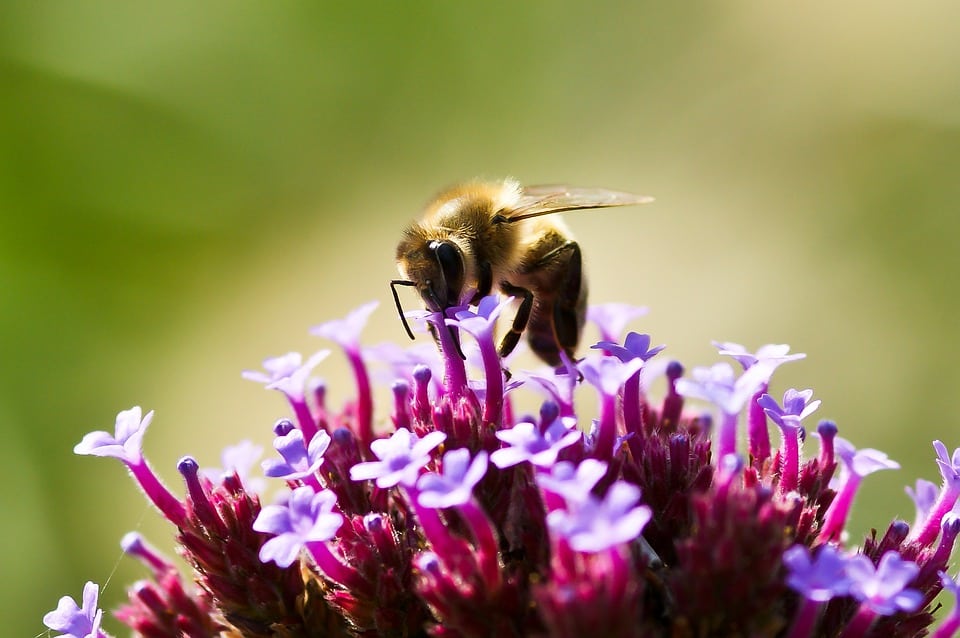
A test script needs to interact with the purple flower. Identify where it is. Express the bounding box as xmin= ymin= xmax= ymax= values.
xmin=546 ymin=481 xmax=652 ymax=553
xmin=74 ymin=406 xmax=152 ymax=464
xmin=201 ymin=440 xmax=265 ymax=490
xmin=846 ymin=551 xmax=923 ymax=615
xmin=591 ymin=331 xmax=665 ymax=363
xmin=446 ymin=295 xmax=515 ymax=423
xmin=579 ymin=355 xmax=646 ymax=397
xmin=935 ymin=439 xmax=960 ymax=487
xmin=74 ymin=407 xmax=186 ymax=526
xmin=713 ymin=341 xmax=805 ymax=371
xmin=242 ymin=350 xmax=330 ymax=399
xmin=263 ymin=428 xmax=331 ymax=480
xmin=820 ymin=438 xmax=900 ymax=542
xmin=757 ymin=388 xmax=821 ymax=429
xmin=446 ymin=294 xmax=513 ymax=339
xmin=907 ymin=440 xmax=960 ymax=547
xmin=520 ymin=355 xmax=579 ymax=417
xmin=417 ymin=448 xmax=489 ymax=508
xmin=364 ymin=341 xmax=442 ymax=387
xmin=906 ymin=478 xmax=939 ymax=528
xmin=349 ymin=427 xmax=446 ymax=488
xmin=310 ymin=300 xmax=379 ymax=348
xmin=253 ymin=486 xmax=343 ymax=568
xmin=676 ymin=362 xmax=765 ymax=416
xmin=783 ymin=544 xmax=851 ymax=601
xmin=587 ymin=302 xmax=648 ymax=342
xmin=490 ymin=418 xmax=581 ymax=469
xmin=935 ymin=571 xmax=960 ymax=638
xmin=579 ymin=355 xmax=645 ymax=460
xmin=677 ymin=362 xmax=773 ymax=459
xmin=536 ymin=459 xmax=608 ymax=503
xmin=43 ymin=581 xmax=103 ymax=638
